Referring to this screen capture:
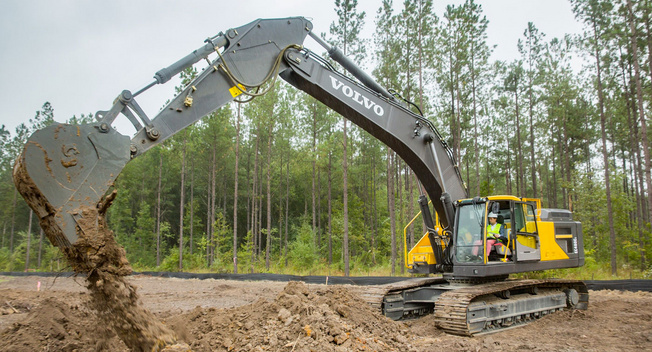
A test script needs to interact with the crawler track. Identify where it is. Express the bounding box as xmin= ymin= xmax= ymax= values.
xmin=349 ymin=277 xmax=446 ymax=310
xmin=434 ymin=279 xmax=589 ymax=336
